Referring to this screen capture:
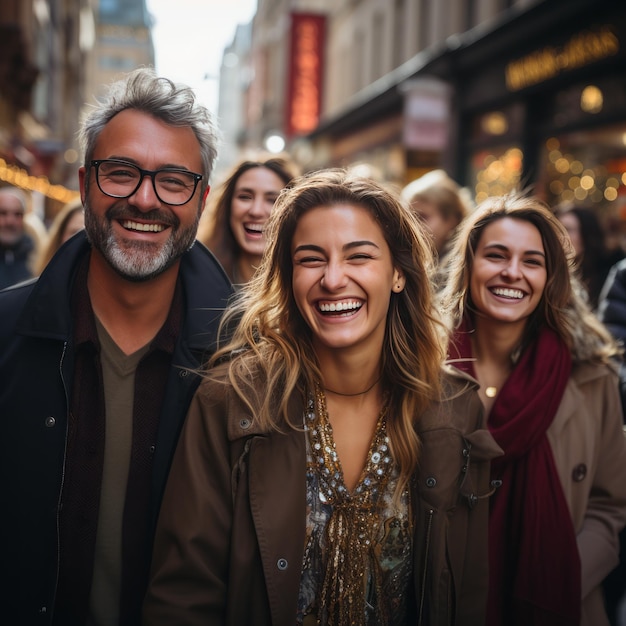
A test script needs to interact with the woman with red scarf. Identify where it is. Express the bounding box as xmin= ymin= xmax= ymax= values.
xmin=438 ymin=192 xmax=626 ymax=626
